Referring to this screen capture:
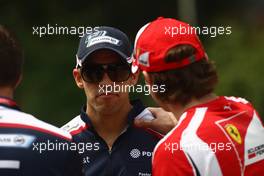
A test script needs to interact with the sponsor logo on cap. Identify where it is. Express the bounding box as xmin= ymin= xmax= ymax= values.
xmin=85 ymin=30 xmax=120 ymax=47
xmin=138 ymin=52 xmax=150 ymax=67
